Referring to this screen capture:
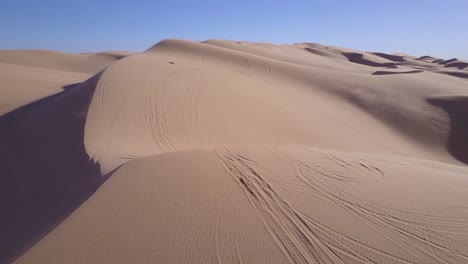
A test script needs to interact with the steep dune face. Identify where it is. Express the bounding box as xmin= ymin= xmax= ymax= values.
xmin=0 ymin=76 xmax=103 ymax=263
xmin=429 ymin=96 xmax=468 ymax=164
xmin=3 ymin=39 xmax=468 ymax=263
